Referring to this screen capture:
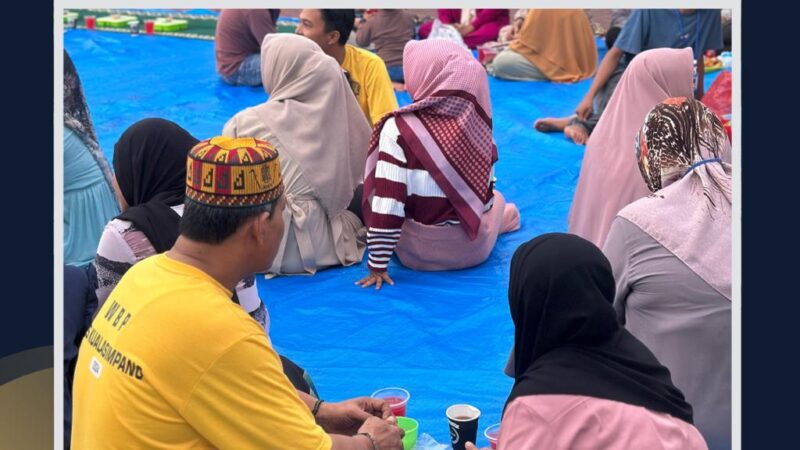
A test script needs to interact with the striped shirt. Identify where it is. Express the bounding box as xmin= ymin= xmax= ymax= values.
xmin=367 ymin=117 xmax=494 ymax=271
